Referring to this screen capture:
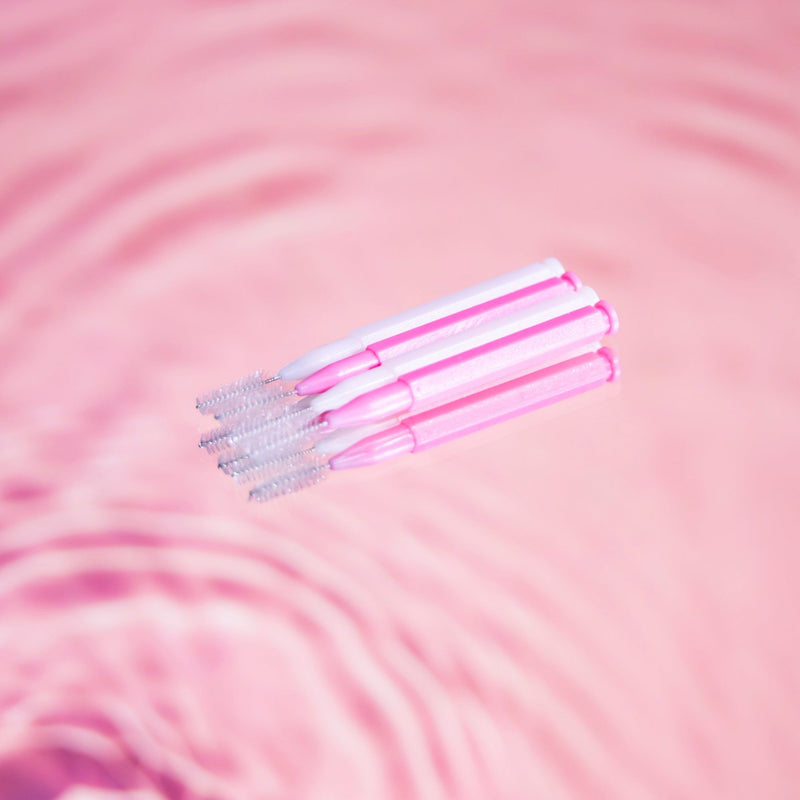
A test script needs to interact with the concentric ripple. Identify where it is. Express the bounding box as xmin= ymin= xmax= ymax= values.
xmin=2 ymin=0 xmax=800 ymax=797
